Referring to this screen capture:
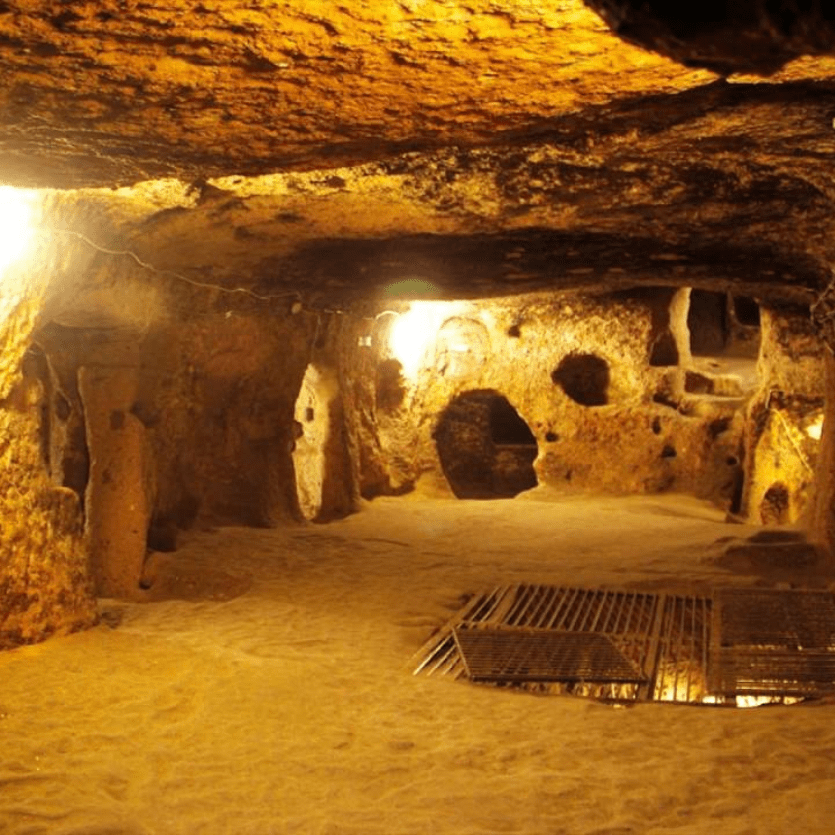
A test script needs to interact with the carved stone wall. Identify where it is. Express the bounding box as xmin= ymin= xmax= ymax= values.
xmin=346 ymin=289 xmax=750 ymax=505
